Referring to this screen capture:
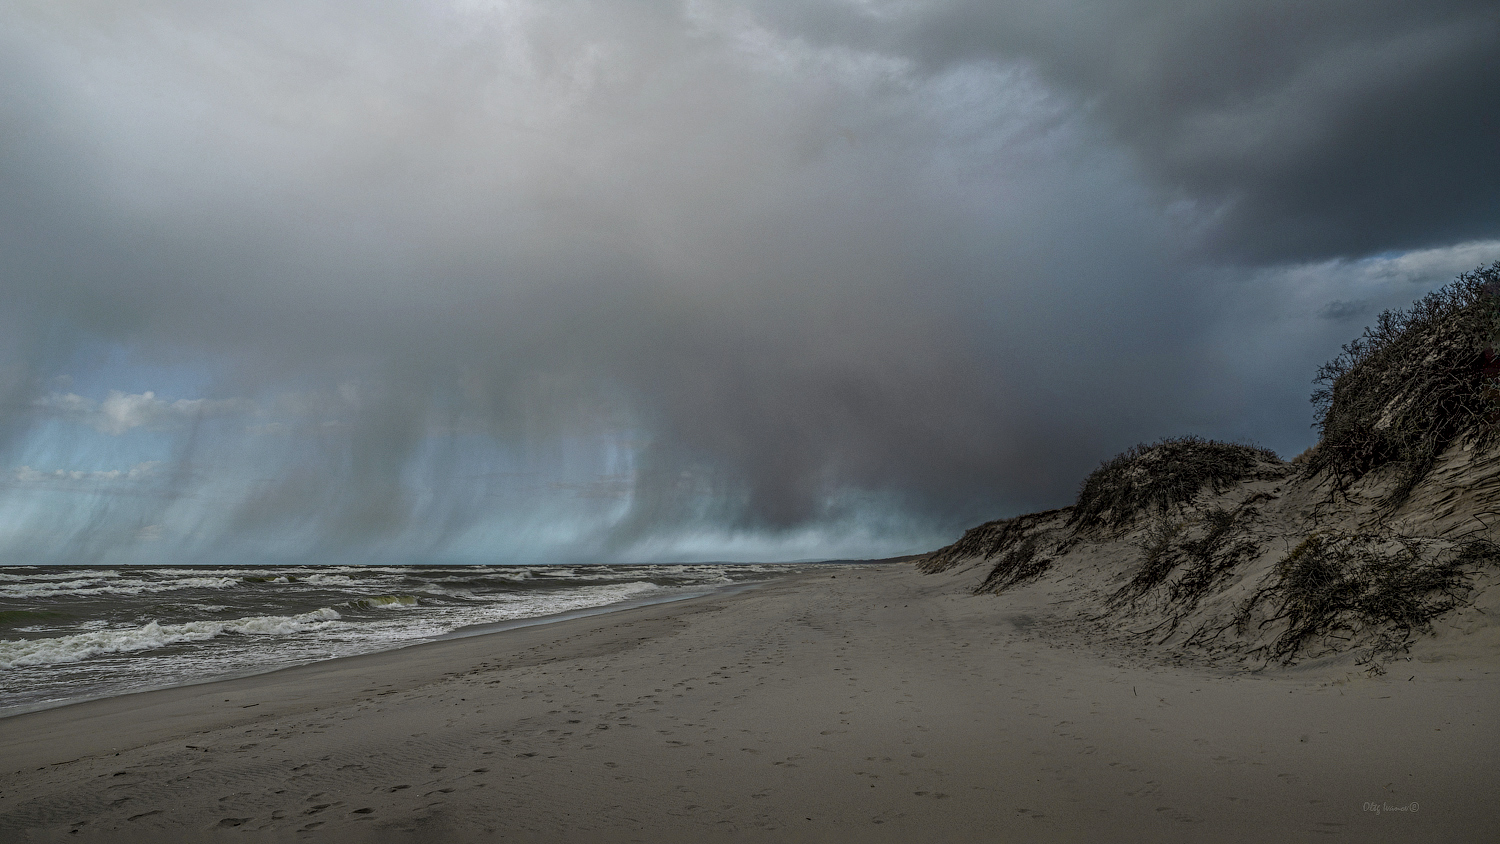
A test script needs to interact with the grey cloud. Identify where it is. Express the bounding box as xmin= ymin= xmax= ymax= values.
xmin=1318 ymin=300 xmax=1368 ymax=321
xmin=0 ymin=1 xmax=1495 ymax=562
xmin=751 ymin=0 xmax=1500 ymax=262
